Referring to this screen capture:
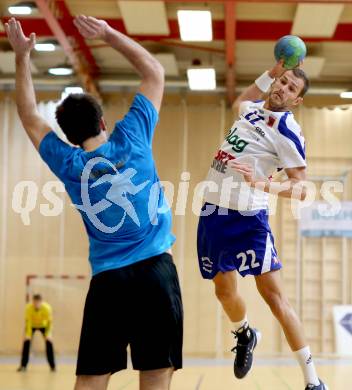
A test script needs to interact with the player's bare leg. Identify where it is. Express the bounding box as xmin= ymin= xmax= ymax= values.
xmin=139 ymin=368 xmax=174 ymax=390
xmin=213 ymin=271 xmax=246 ymax=322
xmin=255 ymin=270 xmax=326 ymax=389
xmin=213 ymin=271 xmax=260 ymax=379
xmin=255 ymin=270 xmax=306 ymax=350
xmin=74 ymin=374 xmax=110 ymax=390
